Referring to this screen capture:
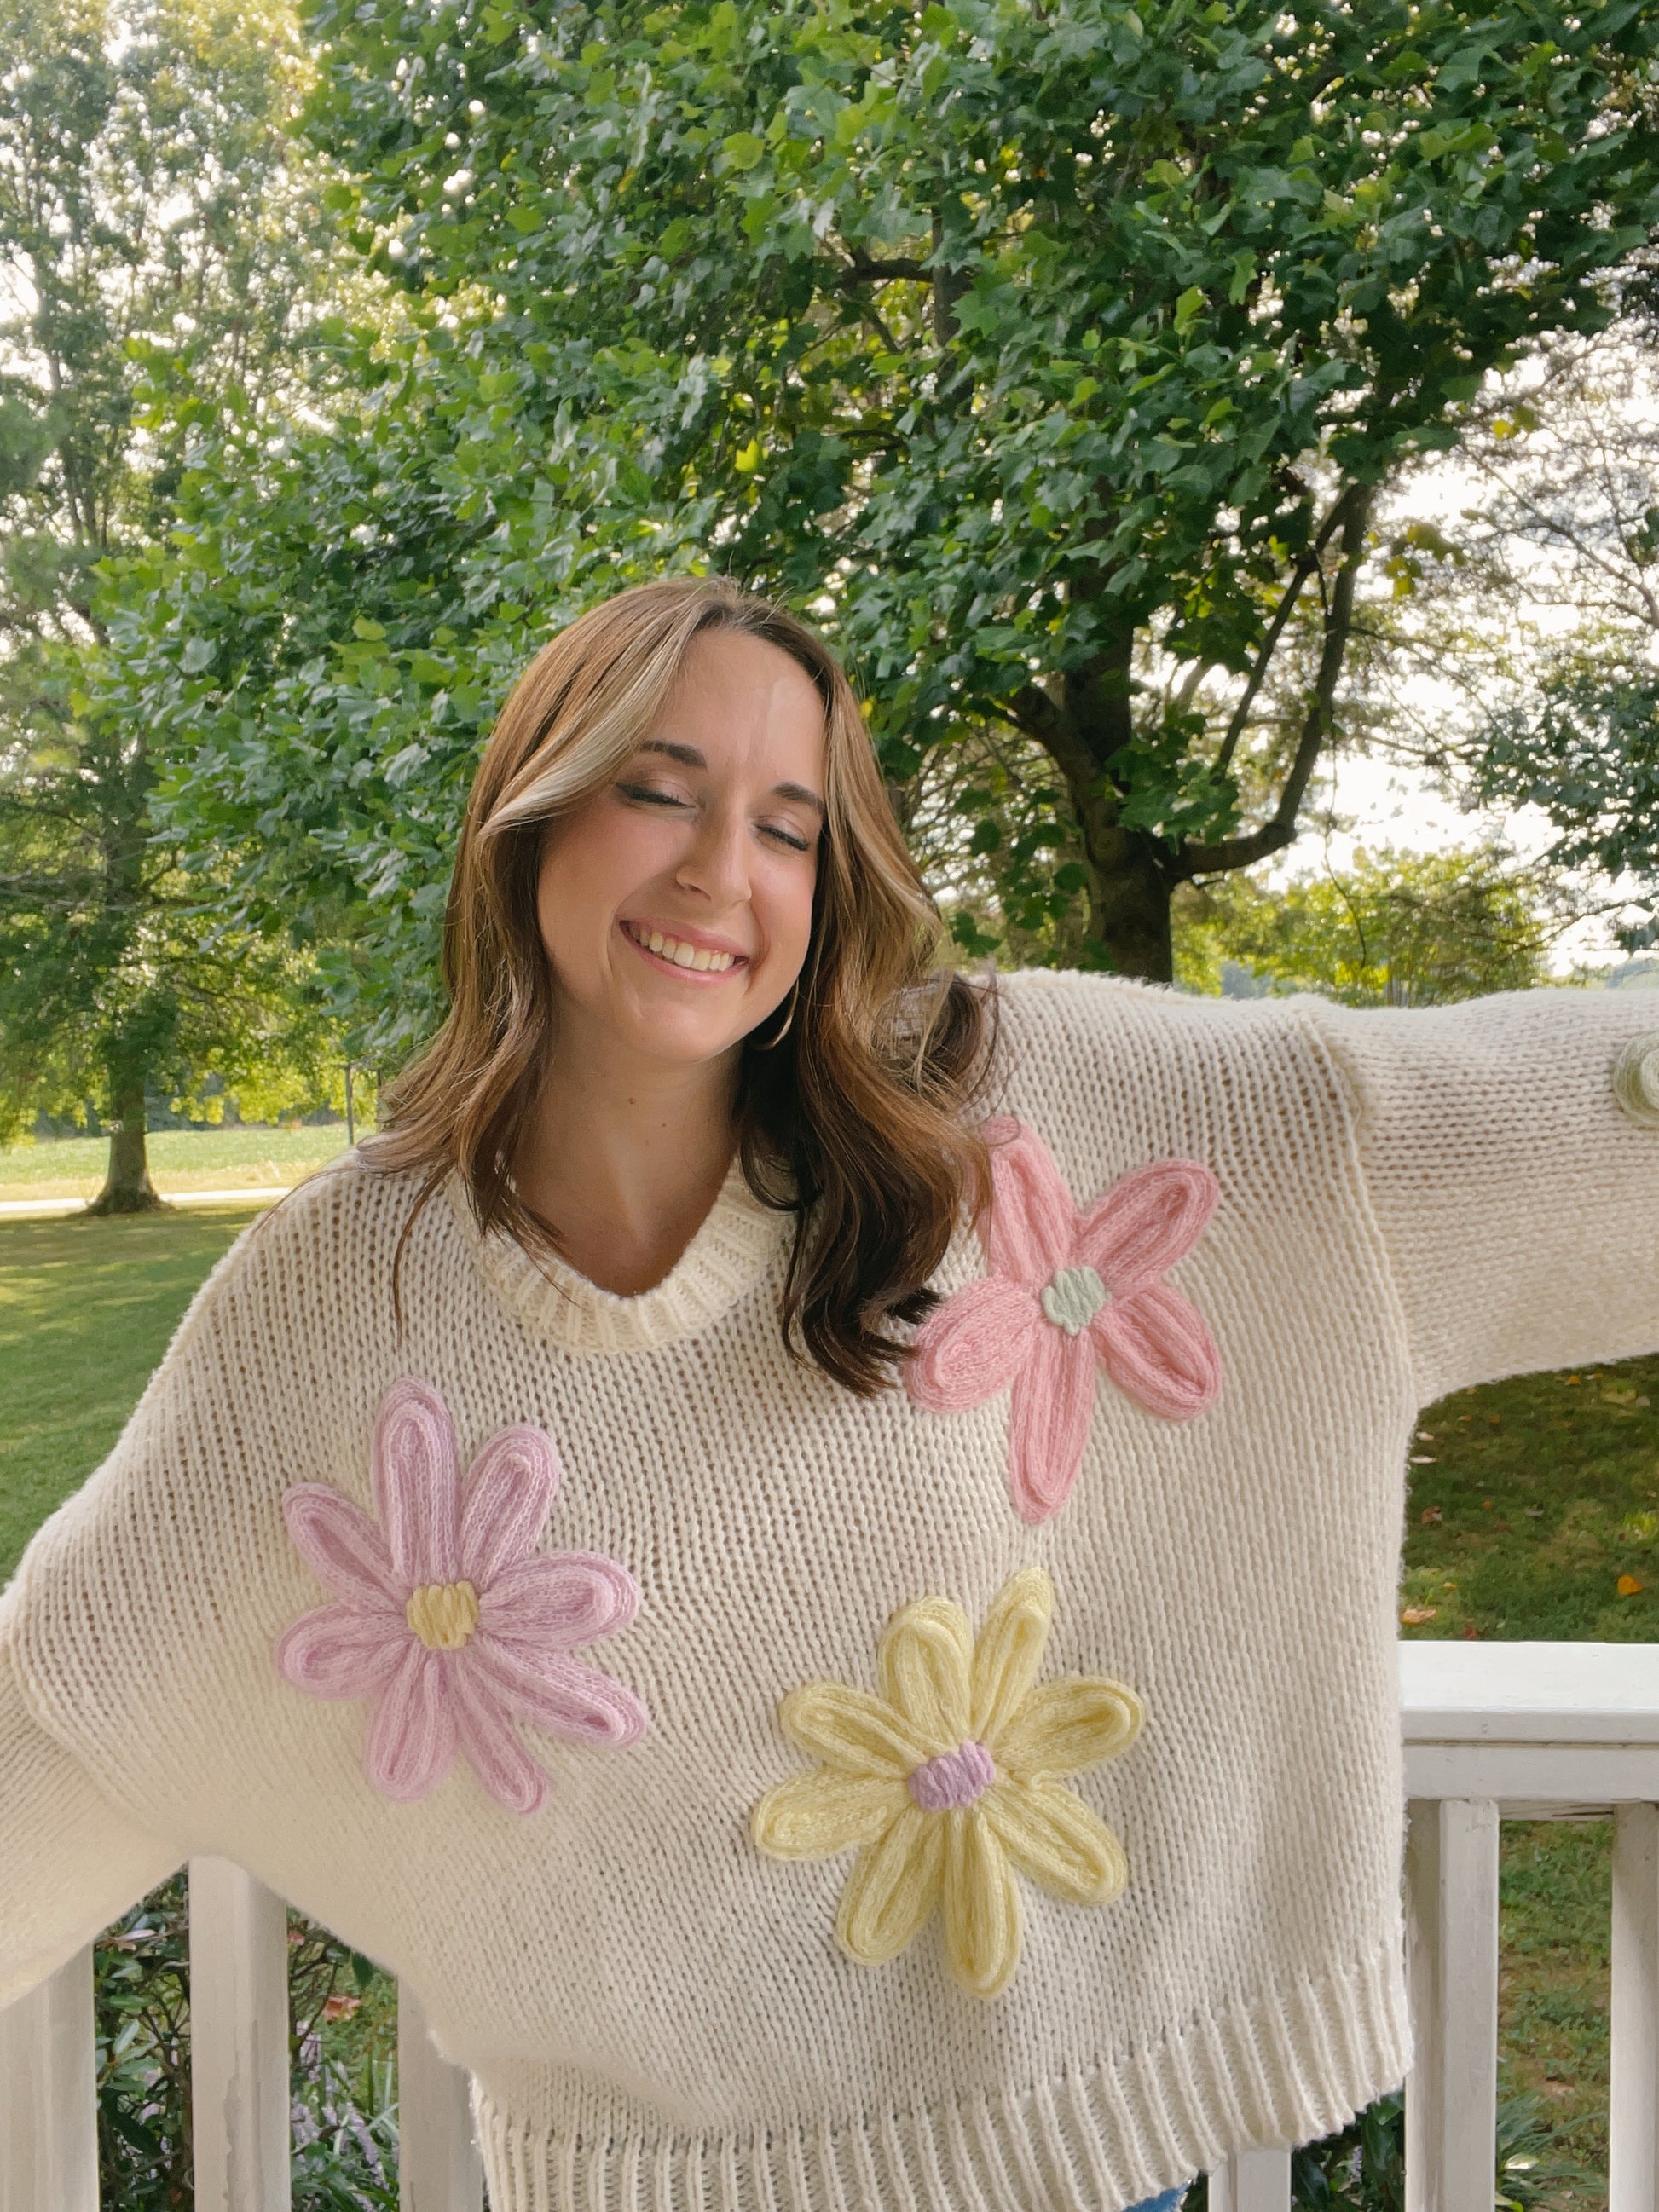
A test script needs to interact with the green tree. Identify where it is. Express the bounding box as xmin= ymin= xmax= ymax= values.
xmin=1175 ymin=844 xmax=1564 ymax=1004
xmin=0 ymin=0 xmax=366 ymax=1204
xmin=118 ymin=0 xmax=1659 ymax=1014
xmin=1323 ymin=331 xmax=1659 ymax=949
